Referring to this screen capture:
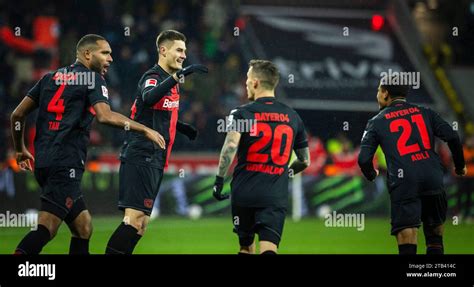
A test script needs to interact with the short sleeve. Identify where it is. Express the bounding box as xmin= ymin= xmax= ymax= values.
xmin=360 ymin=119 xmax=379 ymax=149
xmin=294 ymin=113 xmax=308 ymax=149
xmin=27 ymin=74 xmax=49 ymax=103
xmin=88 ymin=73 xmax=110 ymax=106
